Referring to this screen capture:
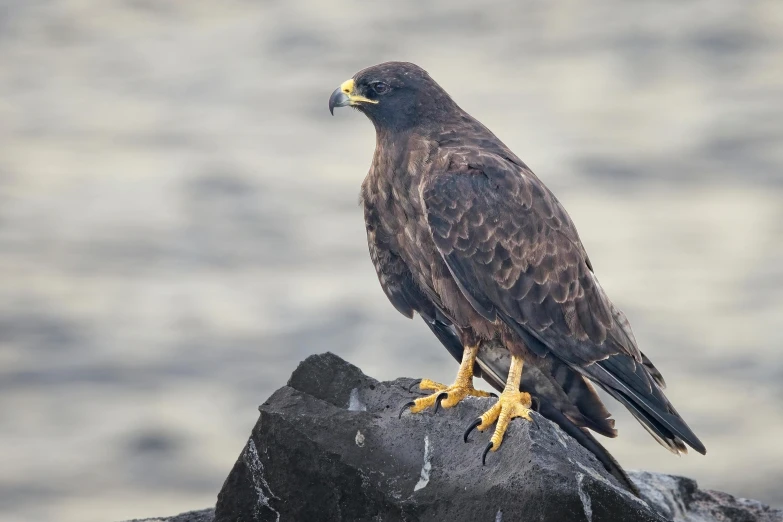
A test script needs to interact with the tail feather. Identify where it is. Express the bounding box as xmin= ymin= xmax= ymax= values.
xmin=641 ymin=352 xmax=666 ymax=389
xmin=583 ymin=356 xmax=706 ymax=455
xmin=600 ymin=383 xmax=688 ymax=455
